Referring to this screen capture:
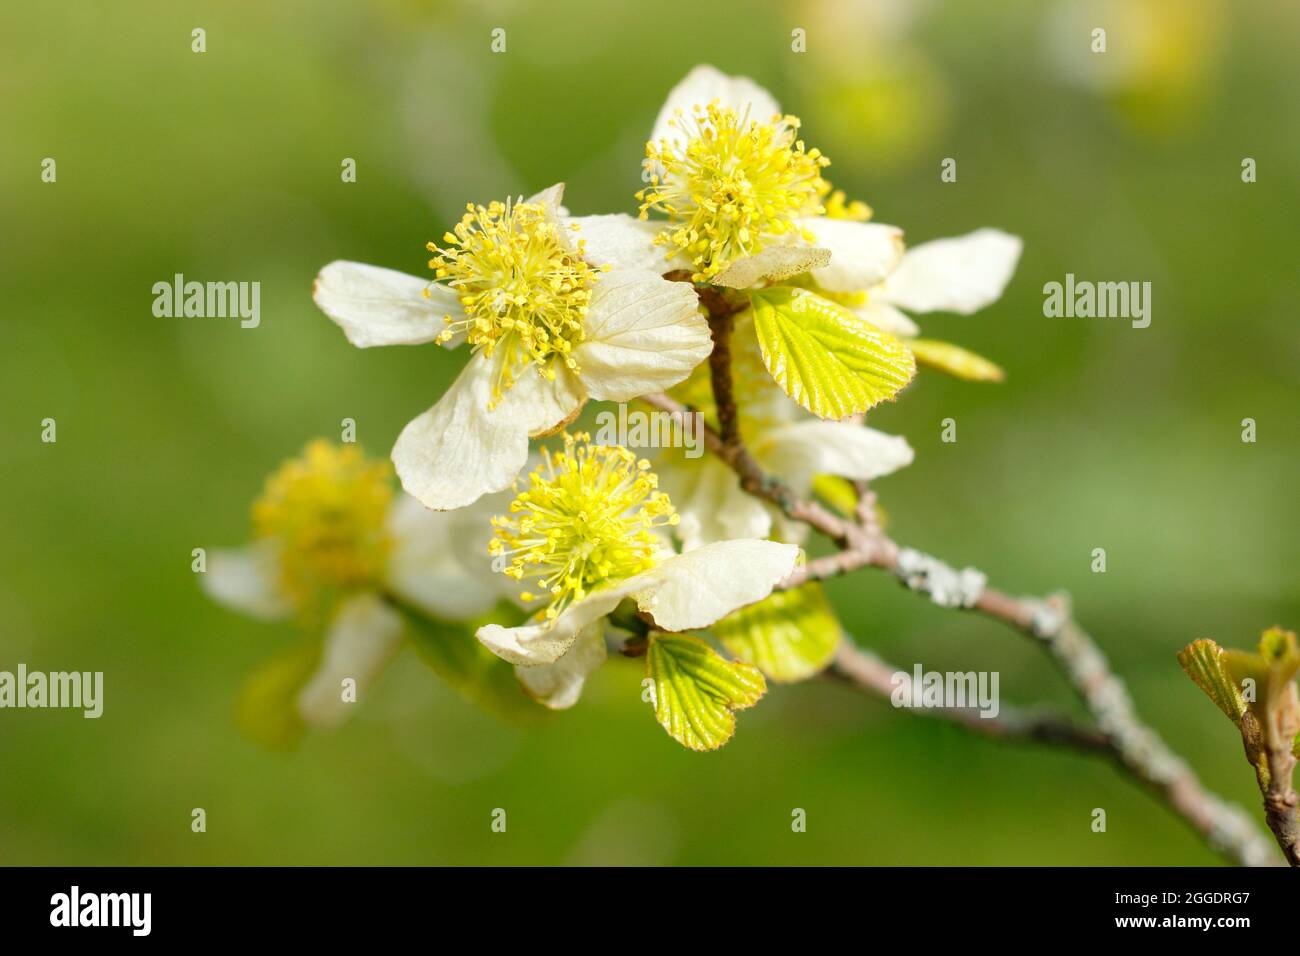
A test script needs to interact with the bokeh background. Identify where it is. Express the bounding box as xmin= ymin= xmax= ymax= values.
xmin=2 ymin=0 xmax=1297 ymax=865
